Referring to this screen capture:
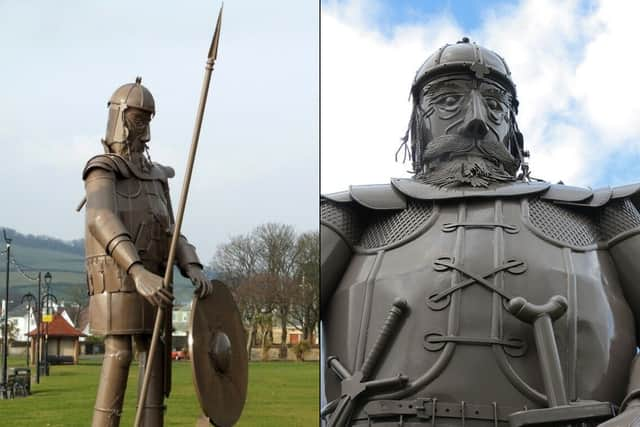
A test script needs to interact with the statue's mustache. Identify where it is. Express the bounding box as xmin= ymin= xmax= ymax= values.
xmin=423 ymin=134 xmax=518 ymax=174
